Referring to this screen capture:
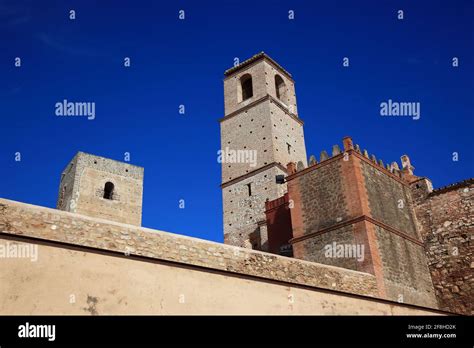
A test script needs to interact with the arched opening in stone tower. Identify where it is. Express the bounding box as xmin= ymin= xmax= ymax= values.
xmin=103 ymin=182 xmax=115 ymax=200
xmin=240 ymin=74 xmax=253 ymax=101
xmin=275 ymin=75 xmax=287 ymax=102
